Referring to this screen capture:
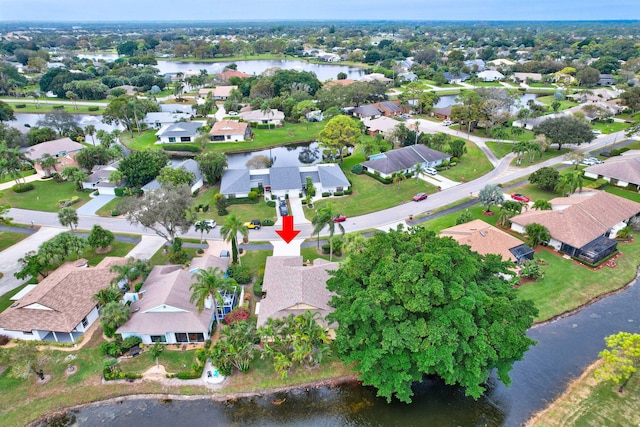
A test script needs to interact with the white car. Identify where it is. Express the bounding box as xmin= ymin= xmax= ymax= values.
xmin=592 ymin=129 xmax=602 ymax=135
xmin=442 ymin=120 xmax=453 ymax=126
xmin=425 ymin=167 xmax=438 ymax=176
xmin=197 ymin=219 xmax=216 ymax=228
